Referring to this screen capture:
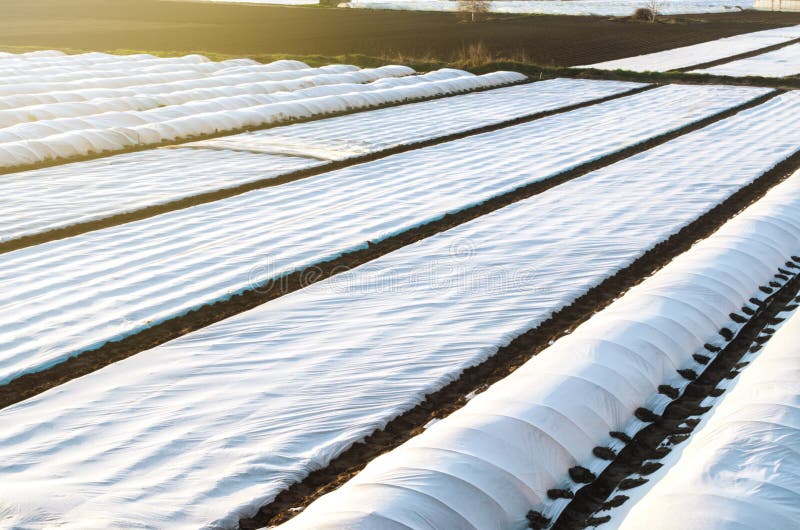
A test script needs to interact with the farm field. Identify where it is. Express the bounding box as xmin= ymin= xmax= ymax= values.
xmin=2 ymin=15 xmax=800 ymax=530
xmin=0 ymin=78 xmax=638 ymax=243
xmin=281 ymin=168 xmax=800 ymax=530
xmin=0 ymin=84 xmax=769 ymax=384
xmin=1 ymin=97 xmax=798 ymax=526
xmin=4 ymin=0 xmax=800 ymax=65
xmin=0 ymin=53 xmax=531 ymax=169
